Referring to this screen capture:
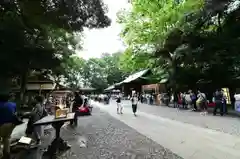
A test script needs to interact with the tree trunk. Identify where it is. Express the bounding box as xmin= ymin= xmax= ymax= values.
xmin=167 ymin=57 xmax=177 ymax=91
xmin=19 ymin=70 xmax=29 ymax=106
